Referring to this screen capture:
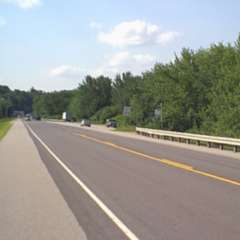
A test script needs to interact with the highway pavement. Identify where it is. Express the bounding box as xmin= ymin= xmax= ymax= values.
xmin=26 ymin=120 xmax=240 ymax=240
